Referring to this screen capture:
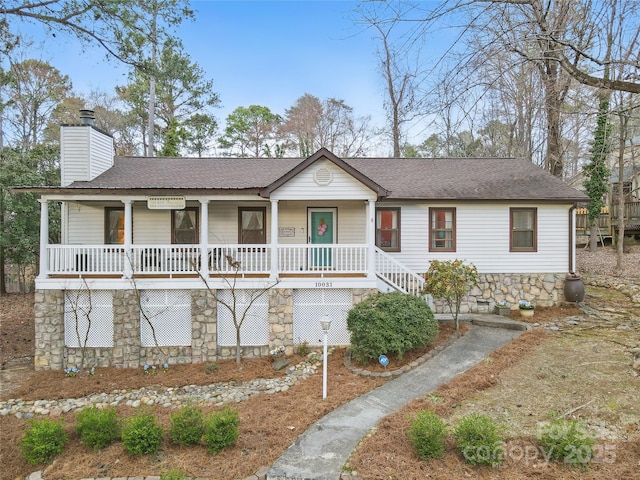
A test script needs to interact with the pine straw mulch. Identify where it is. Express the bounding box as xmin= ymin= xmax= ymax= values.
xmin=1 ymin=316 xmax=460 ymax=480
xmin=347 ymin=328 xmax=640 ymax=480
